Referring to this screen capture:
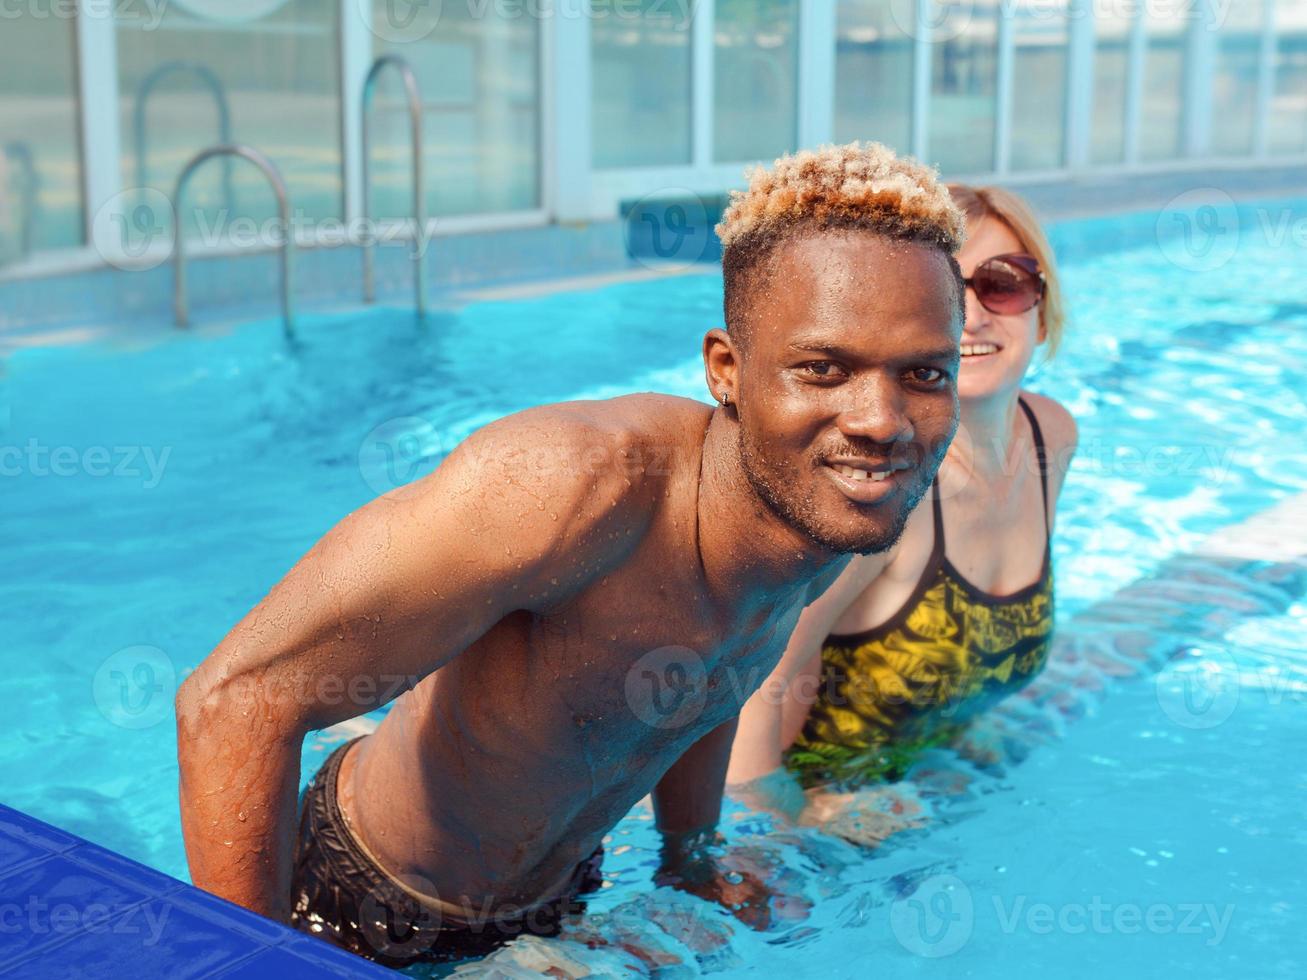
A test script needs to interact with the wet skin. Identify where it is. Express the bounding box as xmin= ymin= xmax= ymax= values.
xmin=175 ymin=229 xmax=962 ymax=924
